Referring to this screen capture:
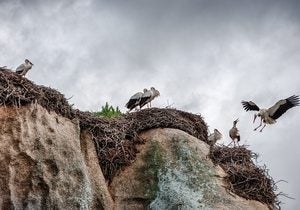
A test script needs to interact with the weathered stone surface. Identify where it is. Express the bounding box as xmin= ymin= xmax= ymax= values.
xmin=0 ymin=104 xmax=111 ymax=209
xmin=0 ymin=104 xmax=271 ymax=210
xmin=110 ymin=128 xmax=269 ymax=210
xmin=80 ymin=131 xmax=114 ymax=210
